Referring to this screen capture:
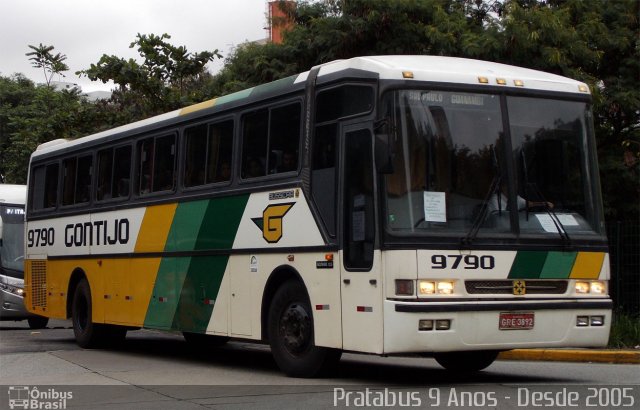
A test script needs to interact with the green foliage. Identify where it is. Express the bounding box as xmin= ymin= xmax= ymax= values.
xmin=25 ymin=43 xmax=69 ymax=86
xmin=77 ymin=33 xmax=221 ymax=119
xmin=608 ymin=310 xmax=640 ymax=349
xmin=0 ymin=74 xmax=90 ymax=183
